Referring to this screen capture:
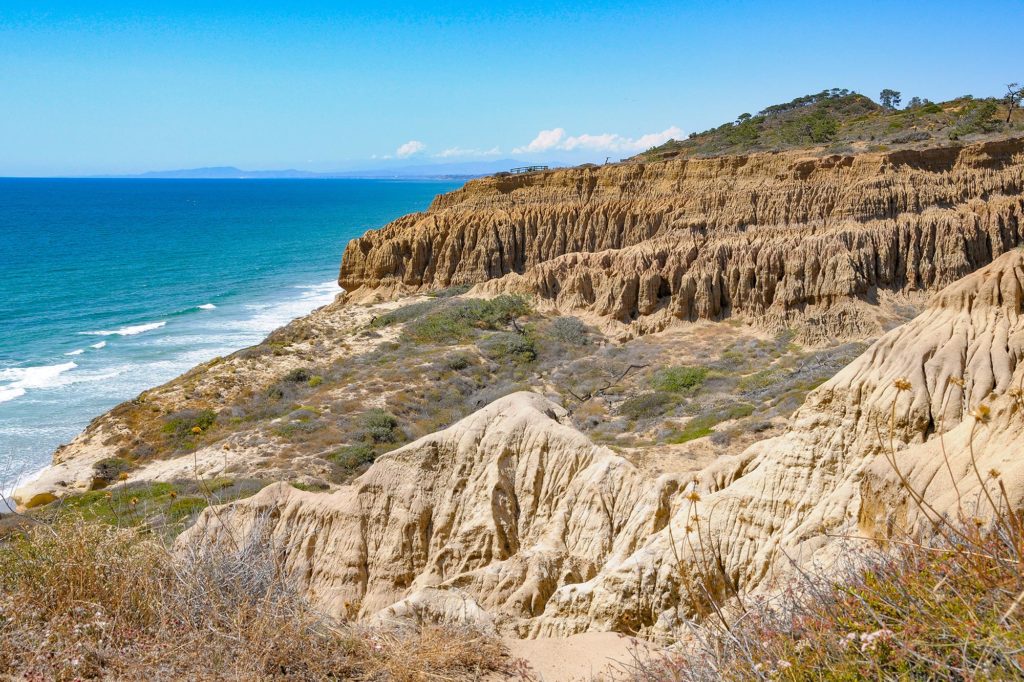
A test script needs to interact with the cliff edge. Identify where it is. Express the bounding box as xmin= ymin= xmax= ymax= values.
xmin=340 ymin=138 xmax=1024 ymax=341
